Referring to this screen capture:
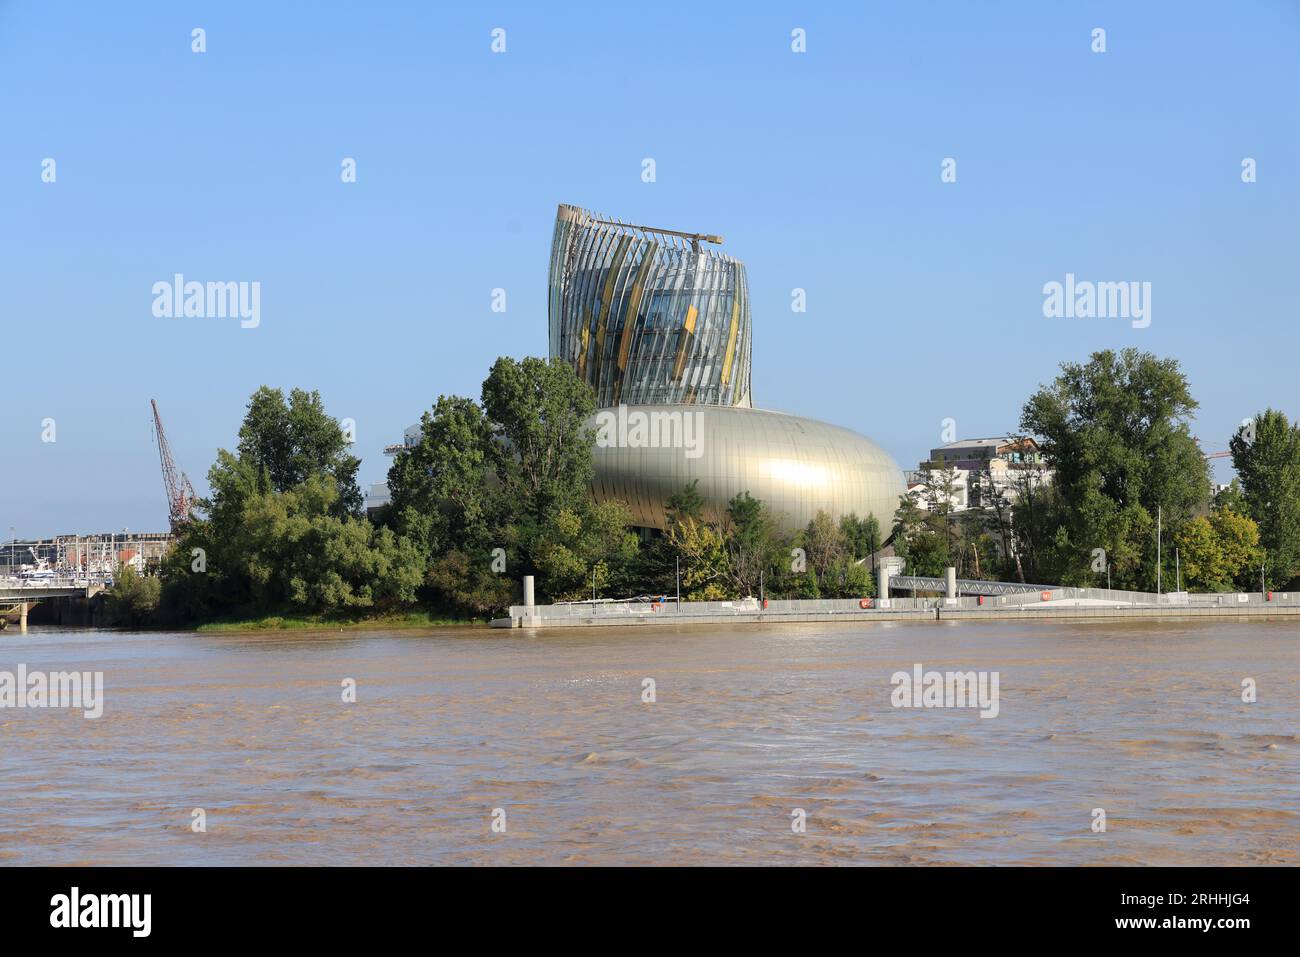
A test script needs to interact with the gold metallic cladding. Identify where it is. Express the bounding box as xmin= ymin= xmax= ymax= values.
xmin=587 ymin=406 xmax=905 ymax=534
xmin=591 ymin=235 xmax=631 ymax=391
xmin=720 ymin=299 xmax=739 ymax=388
xmin=578 ymin=319 xmax=591 ymax=379
xmin=613 ymin=245 xmax=658 ymax=404
xmin=618 ymin=246 xmax=657 ymax=370
xmin=672 ymin=305 xmax=699 ymax=381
